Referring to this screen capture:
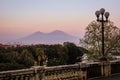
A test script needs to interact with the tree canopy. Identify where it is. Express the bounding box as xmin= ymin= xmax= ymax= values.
xmin=0 ymin=43 xmax=86 ymax=71
xmin=80 ymin=21 xmax=120 ymax=61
